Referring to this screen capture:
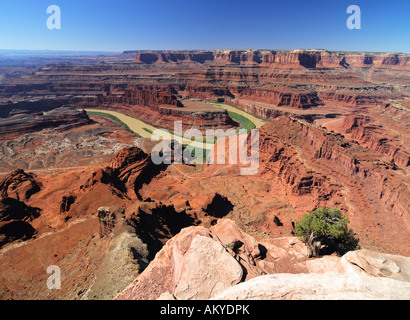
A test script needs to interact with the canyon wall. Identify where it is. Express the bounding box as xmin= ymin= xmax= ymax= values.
xmin=238 ymin=86 xmax=322 ymax=109
xmin=342 ymin=114 xmax=410 ymax=167
xmin=257 ymin=117 xmax=410 ymax=255
xmin=103 ymin=85 xmax=183 ymax=108
xmin=0 ymin=107 xmax=93 ymax=140
xmin=134 ymin=50 xmax=410 ymax=69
